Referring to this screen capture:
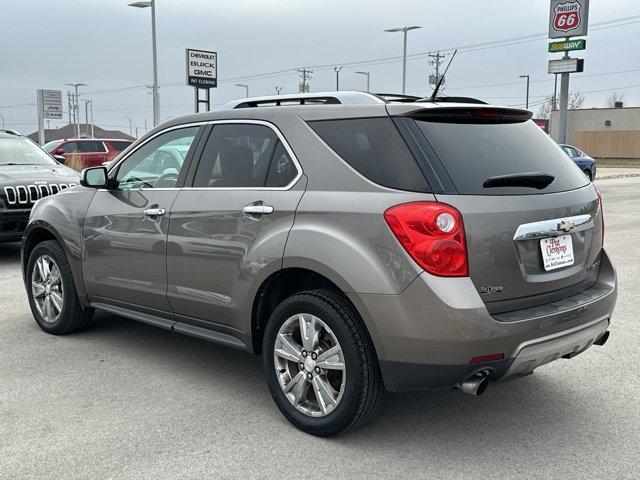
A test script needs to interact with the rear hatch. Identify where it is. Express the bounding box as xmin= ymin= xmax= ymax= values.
xmin=391 ymin=105 xmax=603 ymax=313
